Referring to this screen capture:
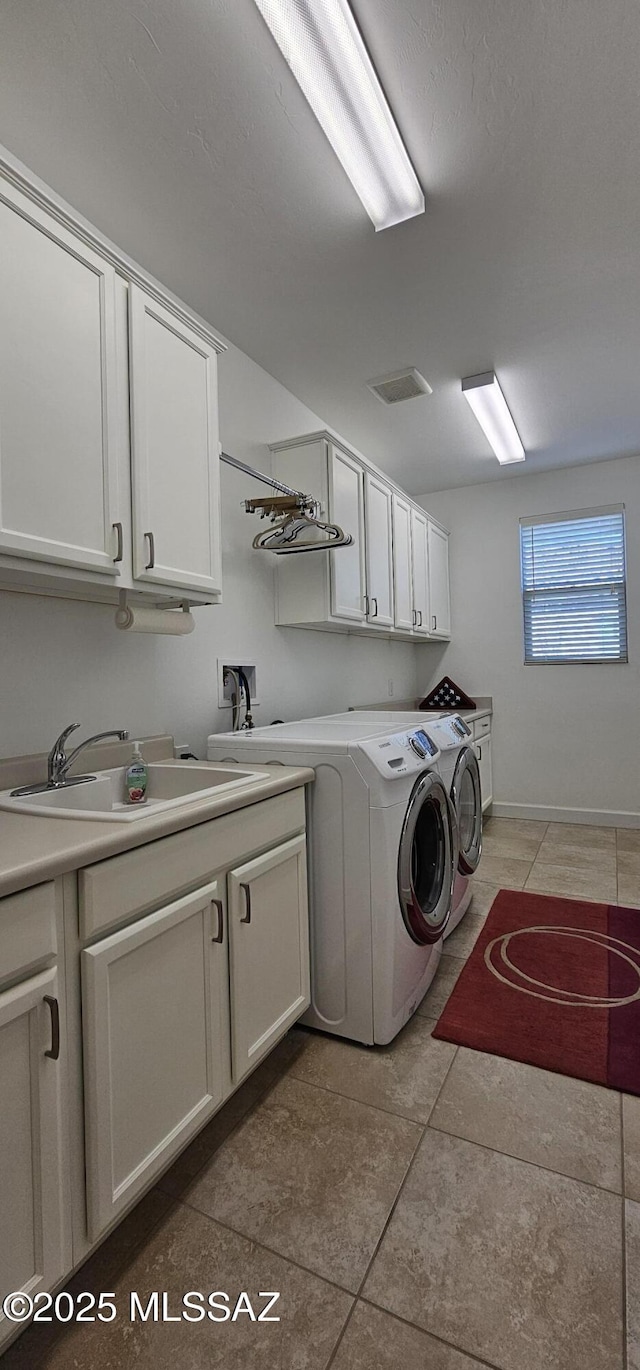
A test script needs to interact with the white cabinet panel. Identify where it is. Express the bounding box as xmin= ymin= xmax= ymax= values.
xmin=82 ymin=880 xmax=226 ymax=1239
xmin=328 ymin=445 xmax=366 ymax=621
xmin=427 ymin=521 xmax=451 ymax=637
xmin=0 ymin=184 xmax=120 ymax=574
xmin=364 ymin=473 xmax=394 ymax=627
xmin=228 ymin=836 xmax=310 ymax=1084
xmin=0 ymin=967 xmax=68 ymax=1320
xmin=474 ymin=735 xmax=493 ymax=811
xmin=410 ymin=507 xmax=429 ymax=636
xmin=392 ymin=494 xmax=413 ymax=632
xmin=129 ymin=285 xmax=222 ymax=595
